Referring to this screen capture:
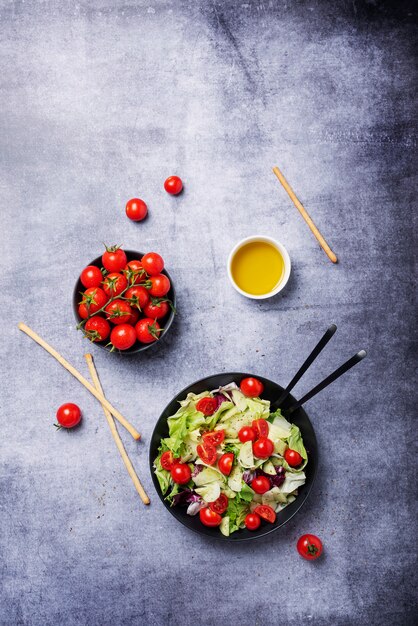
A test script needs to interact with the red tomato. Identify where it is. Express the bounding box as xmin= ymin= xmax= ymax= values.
xmin=218 ymin=452 xmax=234 ymax=476
xmin=110 ymin=324 xmax=137 ymax=350
xmin=251 ymin=476 xmax=271 ymax=494
xmin=124 ymin=260 xmax=146 ymax=284
xmin=252 ymin=419 xmax=269 ymax=438
xmin=126 ymin=286 xmax=150 ymax=310
xmin=141 ymin=252 xmax=164 ymax=276
xmin=284 ymin=448 xmax=303 ymax=467
xmin=196 ymin=443 xmax=217 ymax=466
xmin=80 ymin=265 xmax=103 ymax=289
xmin=196 ymin=397 xmax=218 ymax=416
xmin=245 ymin=513 xmax=261 ymax=531
xmin=297 ymin=534 xmax=323 ymax=560
xmin=252 ymin=438 xmax=274 ymax=459
xmin=254 ymin=504 xmax=276 ymax=524
xmin=102 ymin=246 xmax=127 ymax=273
xmin=209 ymin=494 xmax=228 ymax=515
xmin=125 ymin=198 xmax=148 ymax=222
xmin=149 ymin=274 xmax=171 ymax=297
xmin=56 ymin=403 xmax=82 ymax=429
xmin=127 ymin=308 xmax=139 ymax=326
xmin=84 ymin=316 xmax=111 ymax=342
xmin=135 ymin=318 xmax=162 ymax=343
xmin=164 ymin=175 xmax=183 ymax=195
xmin=102 ymin=272 xmax=128 ymax=297
xmin=78 ymin=287 xmax=108 ymax=319
xmin=240 ymin=377 xmax=264 ymax=398
xmin=171 ymin=462 xmax=191 ymax=485
xmin=202 ymin=430 xmax=225 ymax=446
xmin=161 ymin=451 xmax=177 ymax=471
xmin=143 ymin=299 xmax=170 ymax=320
xmin=238 ymin=426 xmax=256 ymax=443
xmin=105 ymin=299 xmax=132 ymax=325
xmin=199 ymin=507 xmax=222 ymax=527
